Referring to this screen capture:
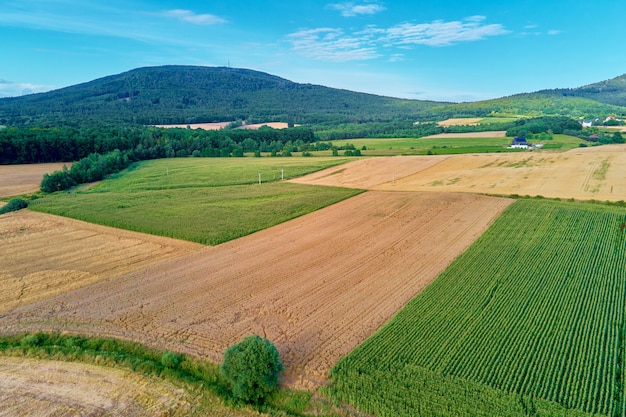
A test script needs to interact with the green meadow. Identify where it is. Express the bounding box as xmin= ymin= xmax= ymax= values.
xmin=30 ymin=157 xmax=362 ymax=245
xmin=325 ymin=134 xmax=585 ymax=156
